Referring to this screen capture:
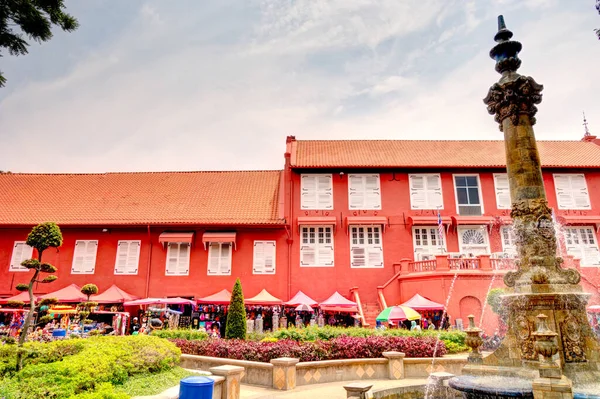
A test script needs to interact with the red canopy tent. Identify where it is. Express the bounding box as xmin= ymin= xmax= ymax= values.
xmin=40 ymin=284 xmax=87 ymax=303
xmin=245 ymin=289 xmax=283 ymax=305
xmin=320 ymin=292 xmax=358 ymax=313
xmin=123 ymin=297 xmax=195 ymax=306
xmin=400 ymin=294 xmax=444 ymax=310
xmin=197 ymin=289 xmax=231 ymax=305
xmin=91 ymin=285 xmax=138 ymax=304
xmin=0 ymin=291 xmax=38 ymax=304
xmin=284 ymin=291 xmax=318 ymax=307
